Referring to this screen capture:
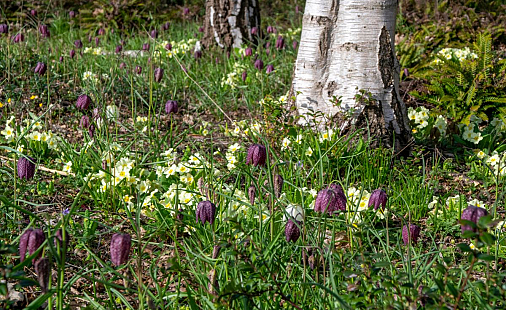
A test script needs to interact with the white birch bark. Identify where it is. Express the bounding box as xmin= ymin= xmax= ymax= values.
xmin=293 ymin=0 xmax=412 ymax=152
